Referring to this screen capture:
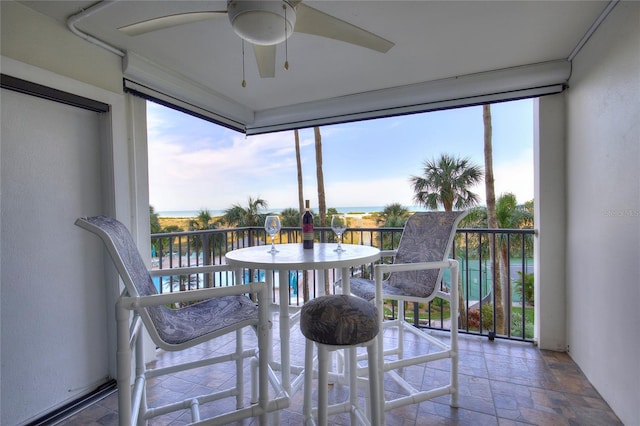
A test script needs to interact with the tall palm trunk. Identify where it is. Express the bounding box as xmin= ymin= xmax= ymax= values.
xmin=313 ymin=127 xmax=330 ymax=294
xmin=295 ymin=129 xmax=304 ymax=219
xmin=294 ymin=129 xmax=310 ymax=302
xmin=483 ymin=104 xmax=505 ymax=334
xmin=314 ymin=127 xmax=327 ymax=227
